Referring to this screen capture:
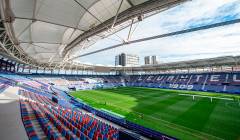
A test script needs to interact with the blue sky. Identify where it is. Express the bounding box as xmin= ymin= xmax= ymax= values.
xmin=74 ymin=0 xmax=240 ymax=66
